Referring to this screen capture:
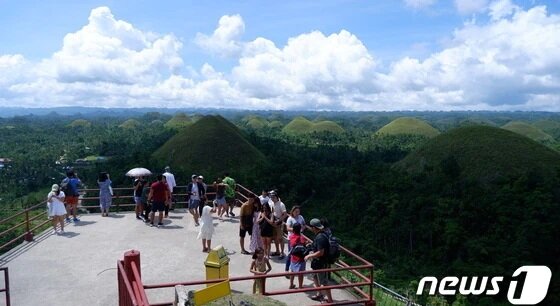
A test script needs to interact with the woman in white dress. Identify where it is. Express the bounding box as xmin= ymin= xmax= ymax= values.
xmin=197 ymin=202 xmax=216 ymax=252
xmin=47 ymin=184 xmax=67 ymax=234
xmin=250 ymin=199 xmax=264 ymax=253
